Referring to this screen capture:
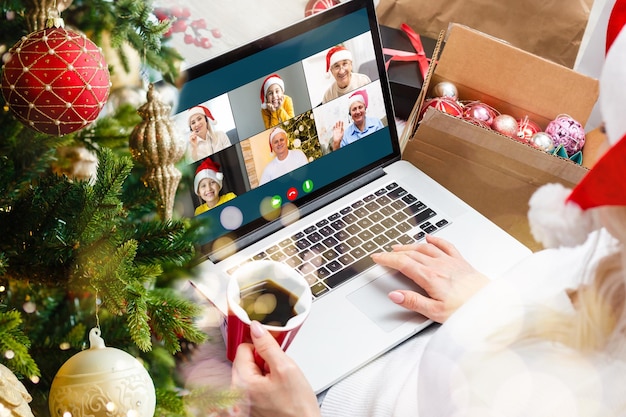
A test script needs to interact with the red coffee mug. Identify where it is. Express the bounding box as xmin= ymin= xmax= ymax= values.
xmin=226 ymin=260 xmax=312 ymax=368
